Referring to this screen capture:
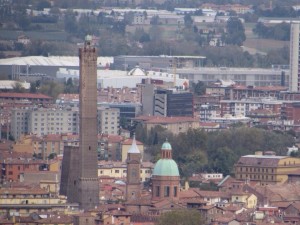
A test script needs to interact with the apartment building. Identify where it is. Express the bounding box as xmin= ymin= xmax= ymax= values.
xmin=290 ymin=22 xmax=300 ymax=92
xmin=0 ymin=186 xmax=75 ymax=217
xmin=234 ymin=154 xmax=300 ymax=185
xmin=13 ymin=134 xmax=64 ymax=158
xmin=206 ymin=83 xmax=287 ymax=100
xmin=98 ymin=107 xmax=120 ymax=135
xmin=10 ymin=108 xmax=31 ymax=140
xmin=11 ymin=107 xmax=120 ymax=140
xmin=98 ymin=161 xmax=153 ymax=182
xmin=220 ymin=98 xmax=282 ymax=117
